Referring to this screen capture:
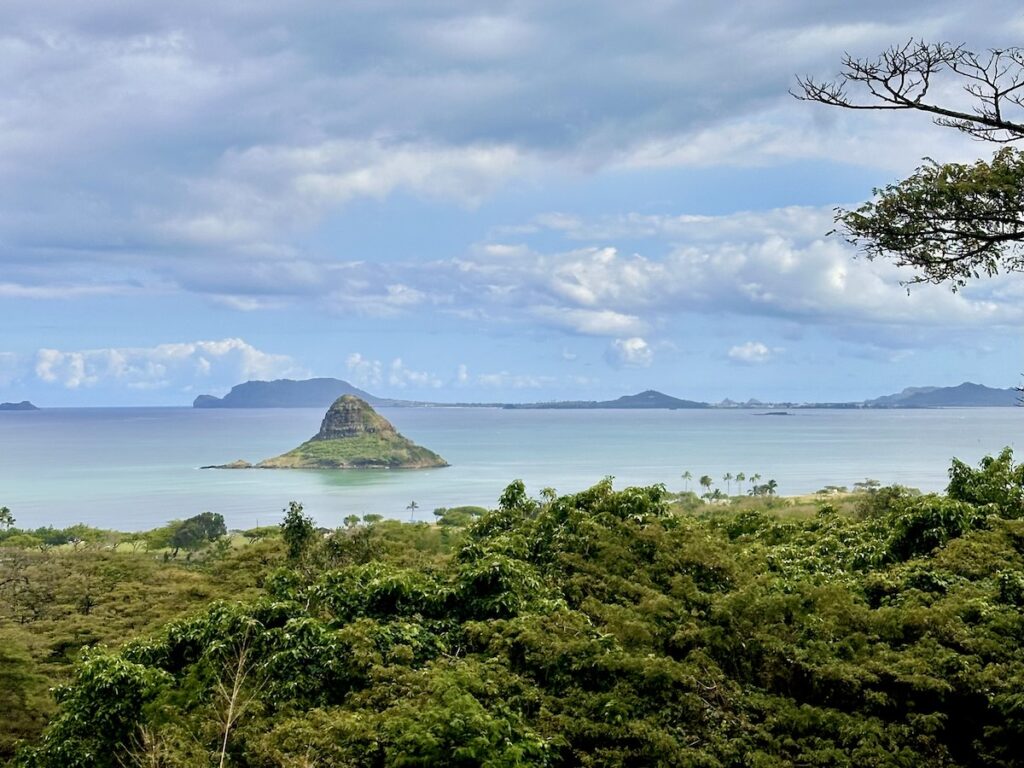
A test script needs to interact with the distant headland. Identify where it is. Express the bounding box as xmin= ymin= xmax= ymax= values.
xmin=204 ymin=395 xmax=448 ymax=470
xmin=500 ymin=390 xmax=707 ymax=410
xmin=191 ymin=378 xmax=1021 ymax=410
xmin=192 ymin=378 xmax=425 ymax=409
xmin=0 ymin=401 xmax=39 ymax=411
